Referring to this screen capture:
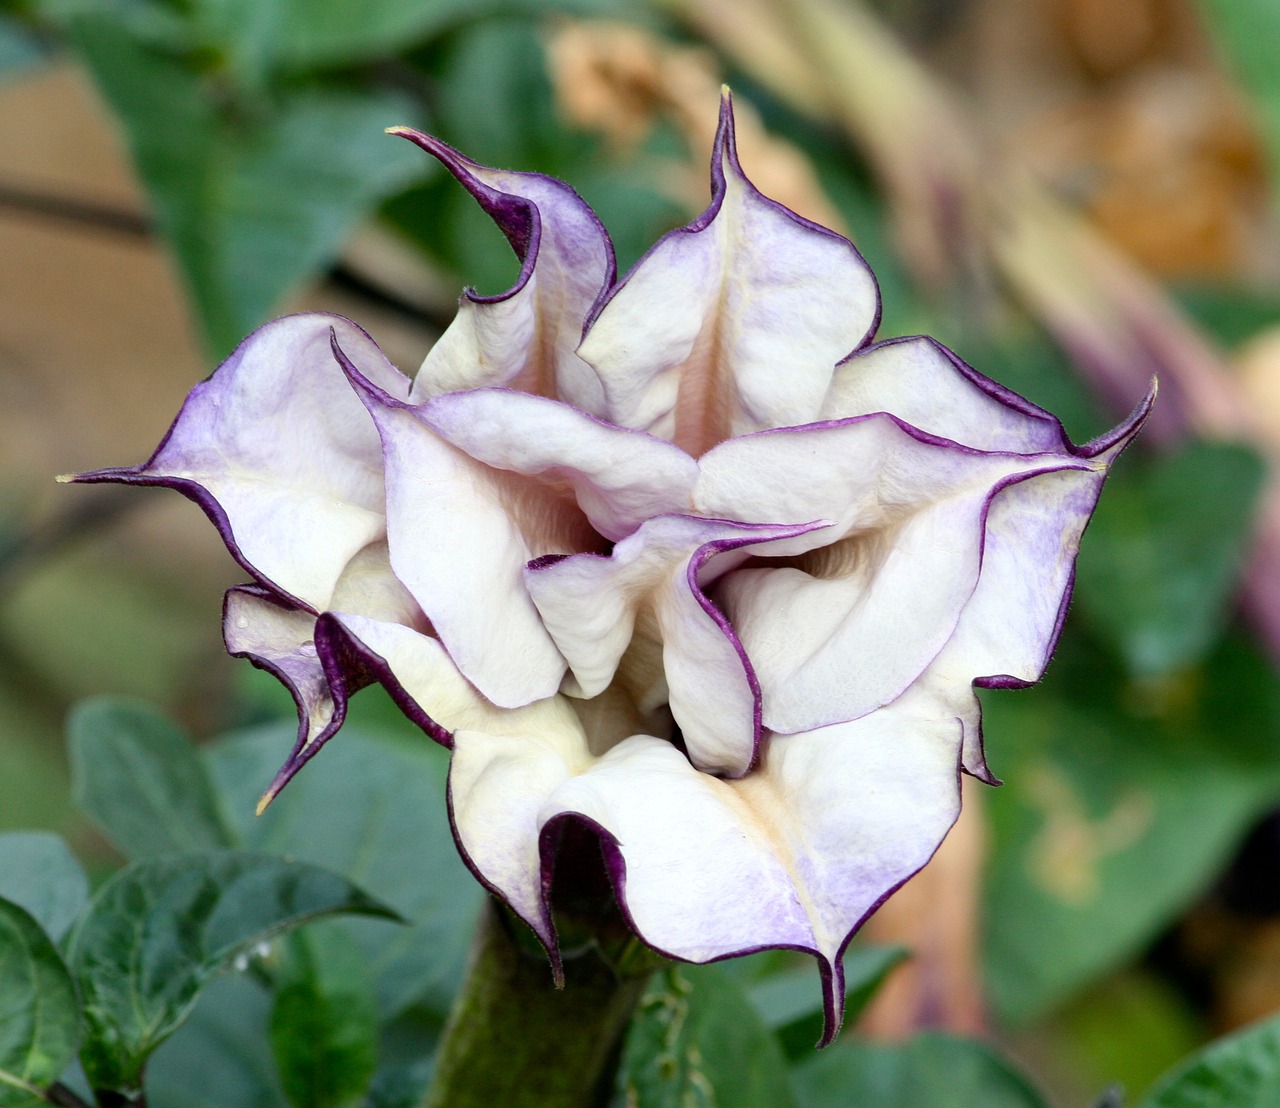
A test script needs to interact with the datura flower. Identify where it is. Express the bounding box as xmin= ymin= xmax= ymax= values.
xmin=73 ymin=95 xmax=1150 ymax=1043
